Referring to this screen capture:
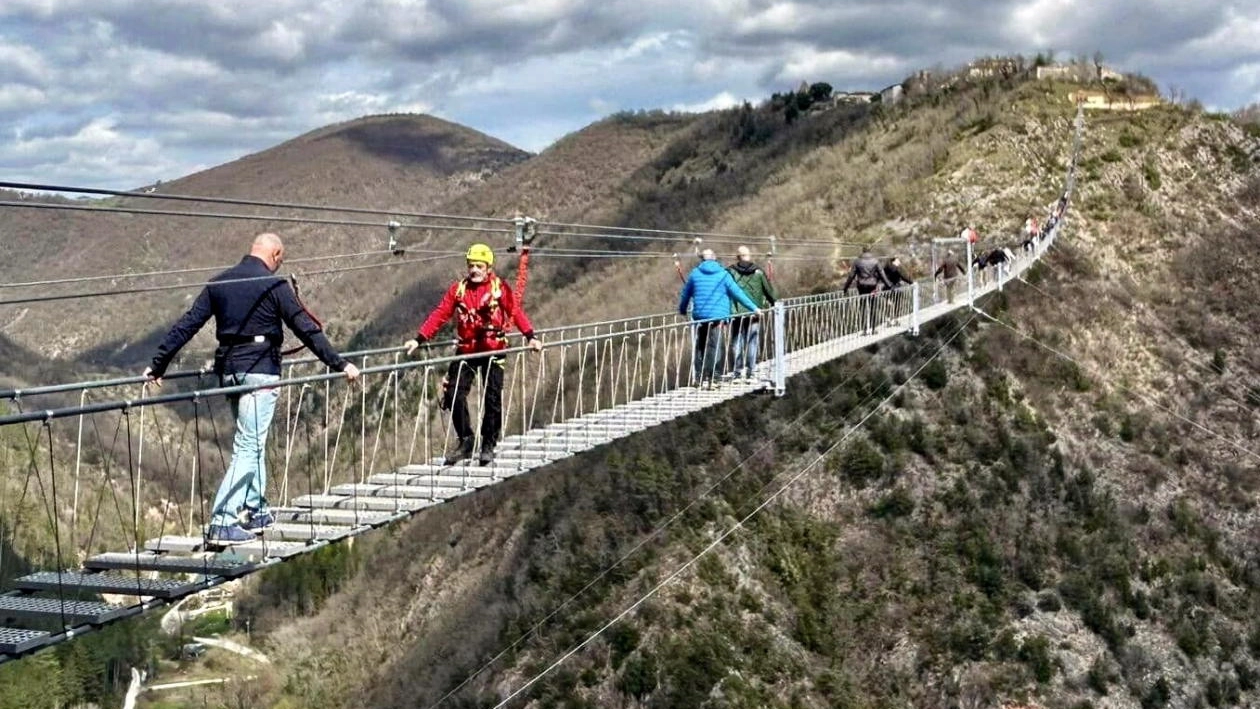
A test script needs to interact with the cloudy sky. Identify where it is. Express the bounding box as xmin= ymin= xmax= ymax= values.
xmin=2 ymin=0 xmax=1258 ymax=191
